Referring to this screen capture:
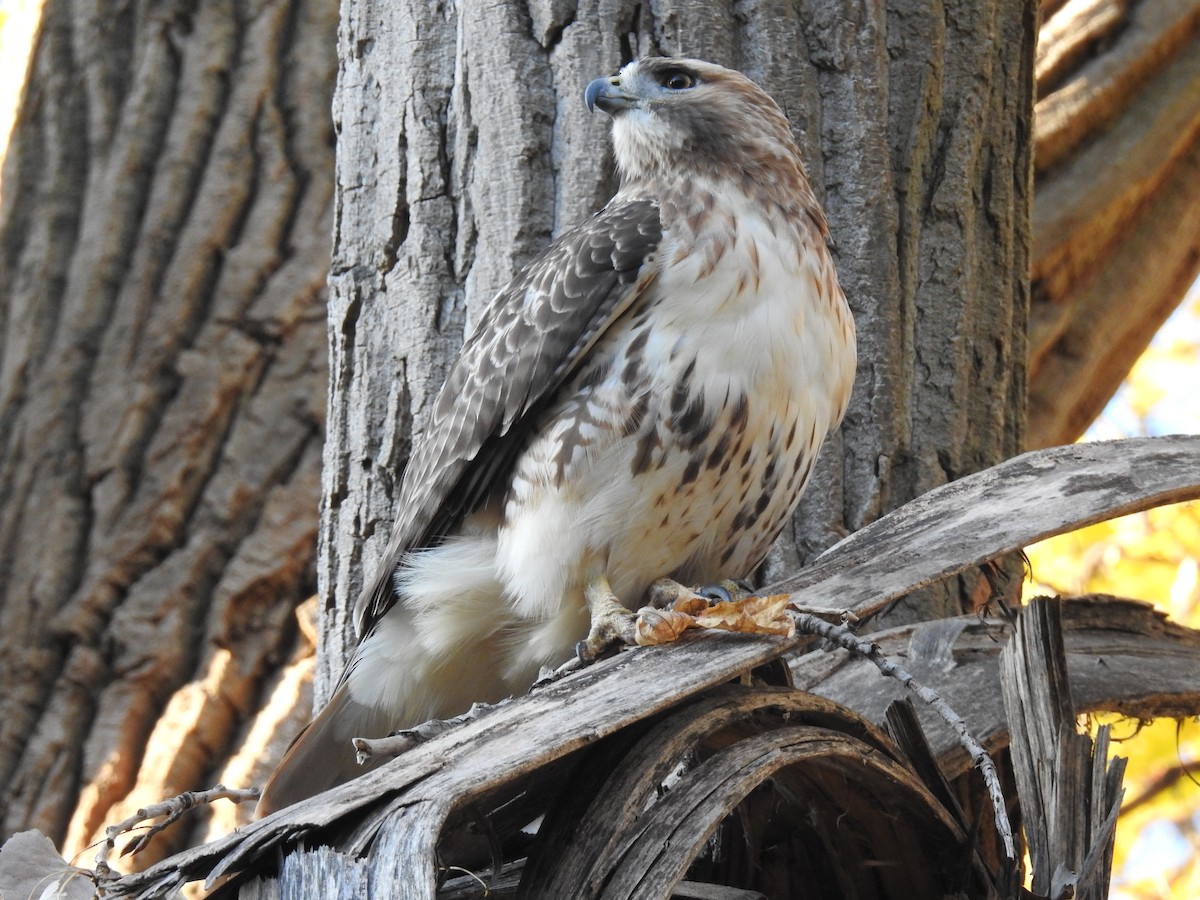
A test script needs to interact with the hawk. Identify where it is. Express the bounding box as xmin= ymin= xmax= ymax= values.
xmin=258 ymin=58 xmax=856 ymax=814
